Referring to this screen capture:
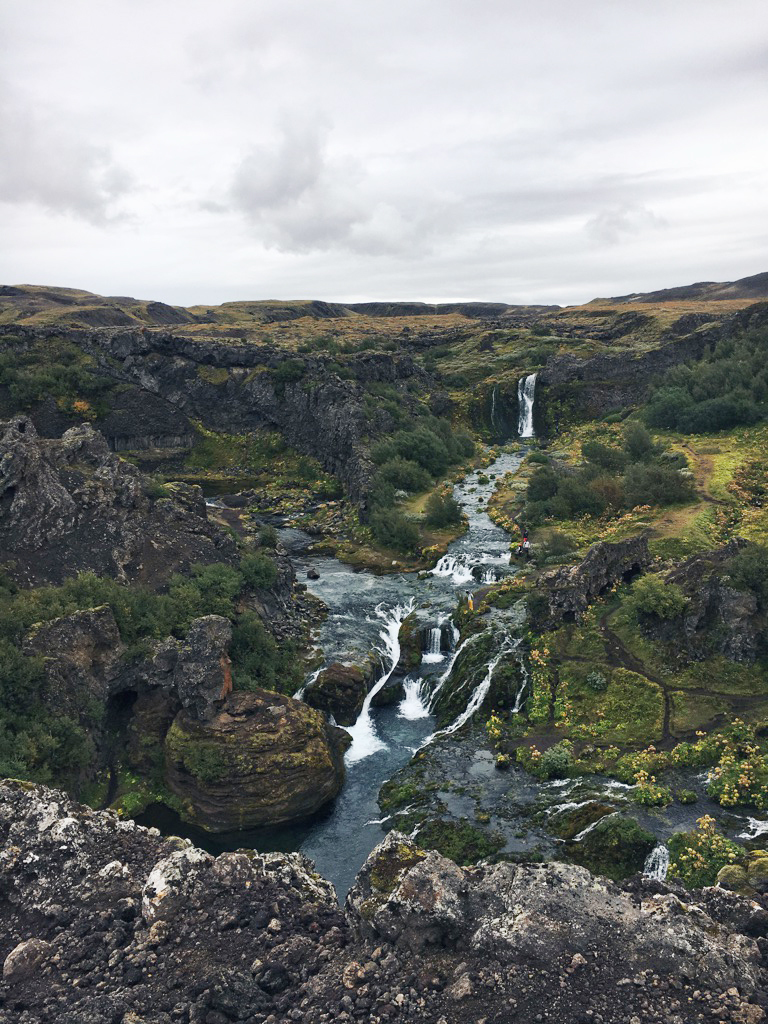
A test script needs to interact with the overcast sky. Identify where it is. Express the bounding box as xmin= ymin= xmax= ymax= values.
xmin=2 ymin=0 xmax=767 ymax=306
